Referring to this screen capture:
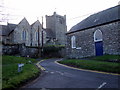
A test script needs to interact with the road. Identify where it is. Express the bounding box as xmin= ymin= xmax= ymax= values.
xmin=24 ymin=58 xmax=119 ymax=89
